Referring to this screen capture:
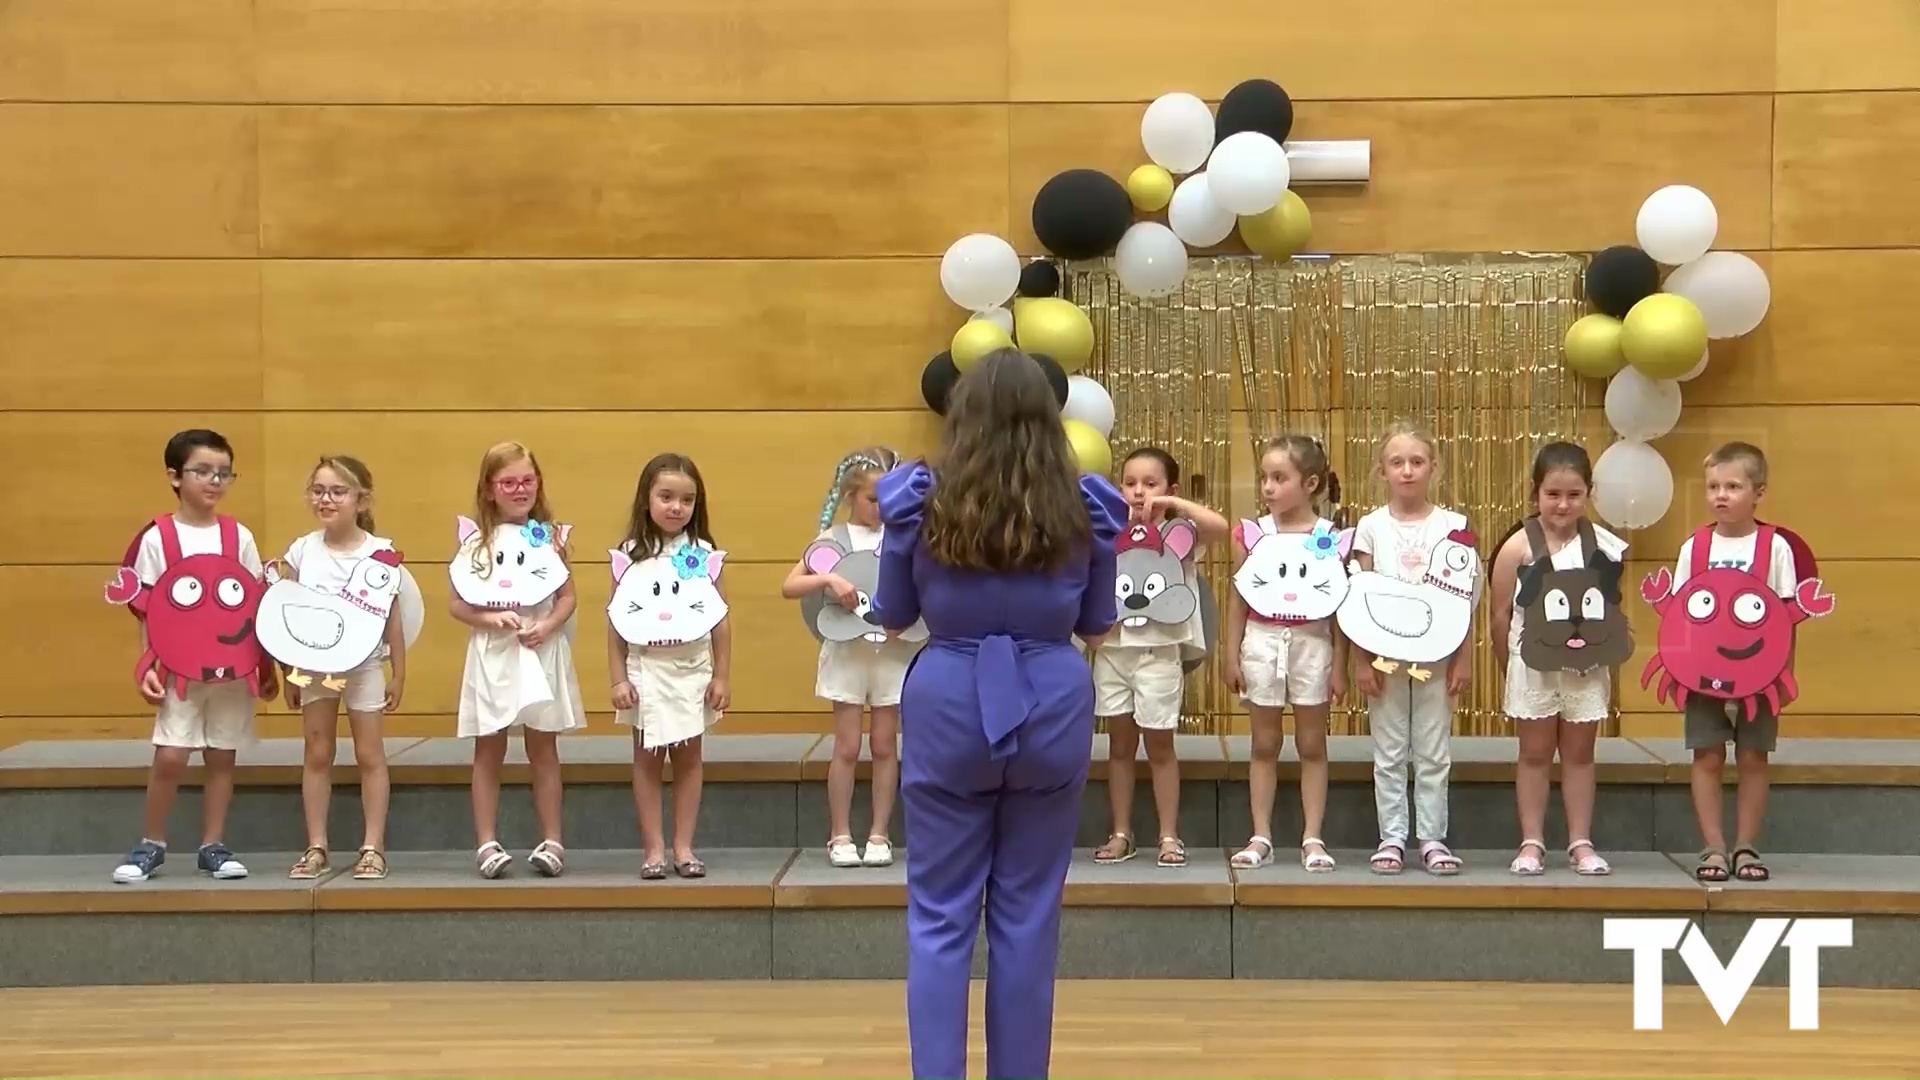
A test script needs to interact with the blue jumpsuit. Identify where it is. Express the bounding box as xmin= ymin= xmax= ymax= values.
xmin=872 ymin=463 xmax=1124 ymax=1080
